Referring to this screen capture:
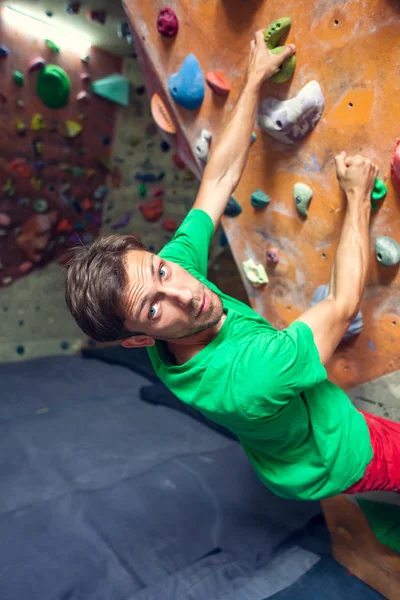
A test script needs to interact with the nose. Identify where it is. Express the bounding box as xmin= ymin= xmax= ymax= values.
xmin=168 ymin=286 xmax=194 ymax=309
